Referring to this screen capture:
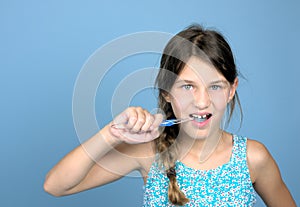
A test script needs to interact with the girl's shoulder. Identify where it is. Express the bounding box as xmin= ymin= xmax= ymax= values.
xmin=246 ymin=138 xmax=270 ymax=164
xmin=246 ymin=138 xmax=273 ymax=182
